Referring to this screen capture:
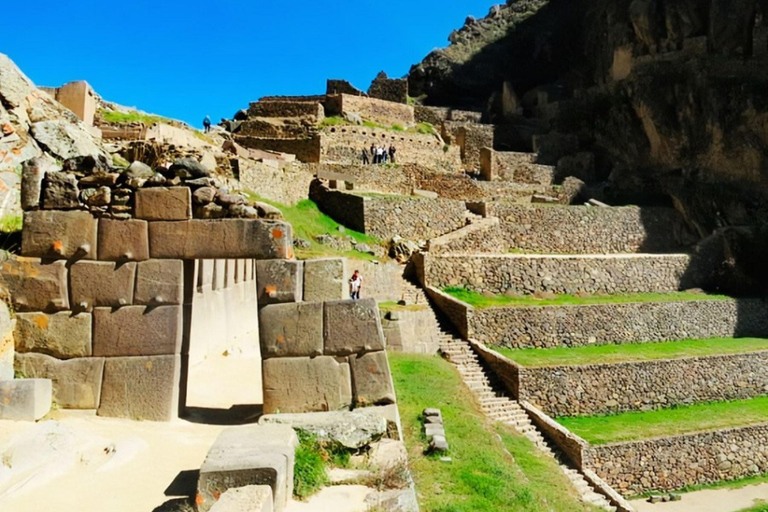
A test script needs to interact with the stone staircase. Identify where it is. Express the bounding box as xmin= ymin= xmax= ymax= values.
xmin=438 ymin=334 xmax=618 ymax=512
